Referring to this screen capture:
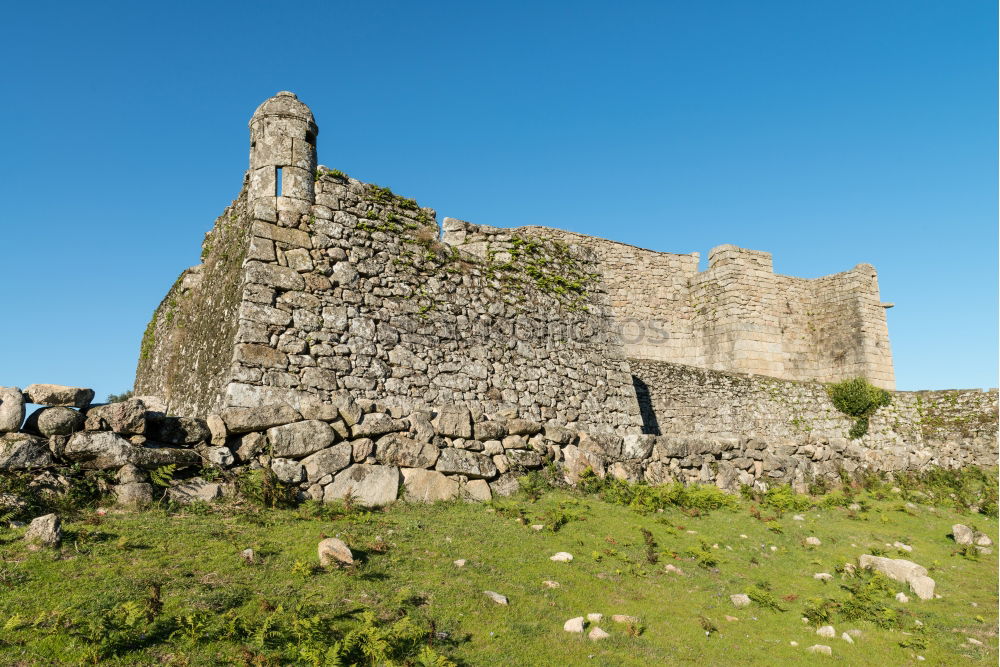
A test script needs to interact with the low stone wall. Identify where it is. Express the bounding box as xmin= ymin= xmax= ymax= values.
xmin=630 ymin=360 xmax=997 ymax=474
xmin=1 ymin=374 xmax=996 ymax=509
